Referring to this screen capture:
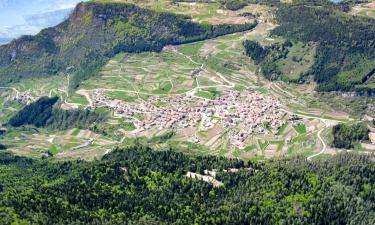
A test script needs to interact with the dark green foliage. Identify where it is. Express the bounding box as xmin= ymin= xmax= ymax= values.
xmin=173 ymin=0 xmax=215 ymax=3
xmin=332 ymin=123 xmax=370 ymax=149
xmin=0 ymin=2 xmax=257 ymax=89
xmin=47 ymin=108 xmax=108 ymax=130
xmin=244 ymin=40 xmax=291 ymax=80
xmin=8 ymin=97 xmax=107 ymax=130
xmin=7 ymin=96 xmax=58 ymax=127
xmin=0 ymin=148 xmax=374 ymax=224
xmin=243 ymin=40 xmax=269 ymax=64
xmin=260 ymin=57 xmax=282 ymax=80
xmin=0 ymin=144 xmax=6 ymax=150
xmin=272 ymin=5 xmax=375 ymax=92
xmin=0 ymin=129 xmax=6 ymax=136
xmin=221 ymin=0 xmax=248 ymax=10
xmin=150 ymin=131 xmax=176 ymax=143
